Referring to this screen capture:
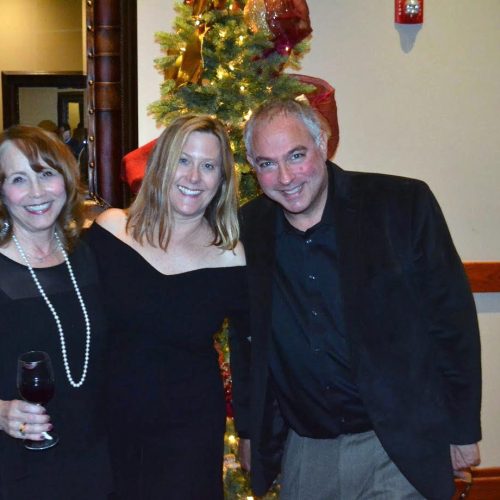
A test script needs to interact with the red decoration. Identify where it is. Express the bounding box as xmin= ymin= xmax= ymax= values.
xmin=214 ymin=339 xmax=234 ymax=417
xmin=265 ymin=0 xmax=312 ymax=55
xmin=291 ymin=74 xmax=339 ymax=159
xmin=121 ymin=139 xmax=156 ymax=194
